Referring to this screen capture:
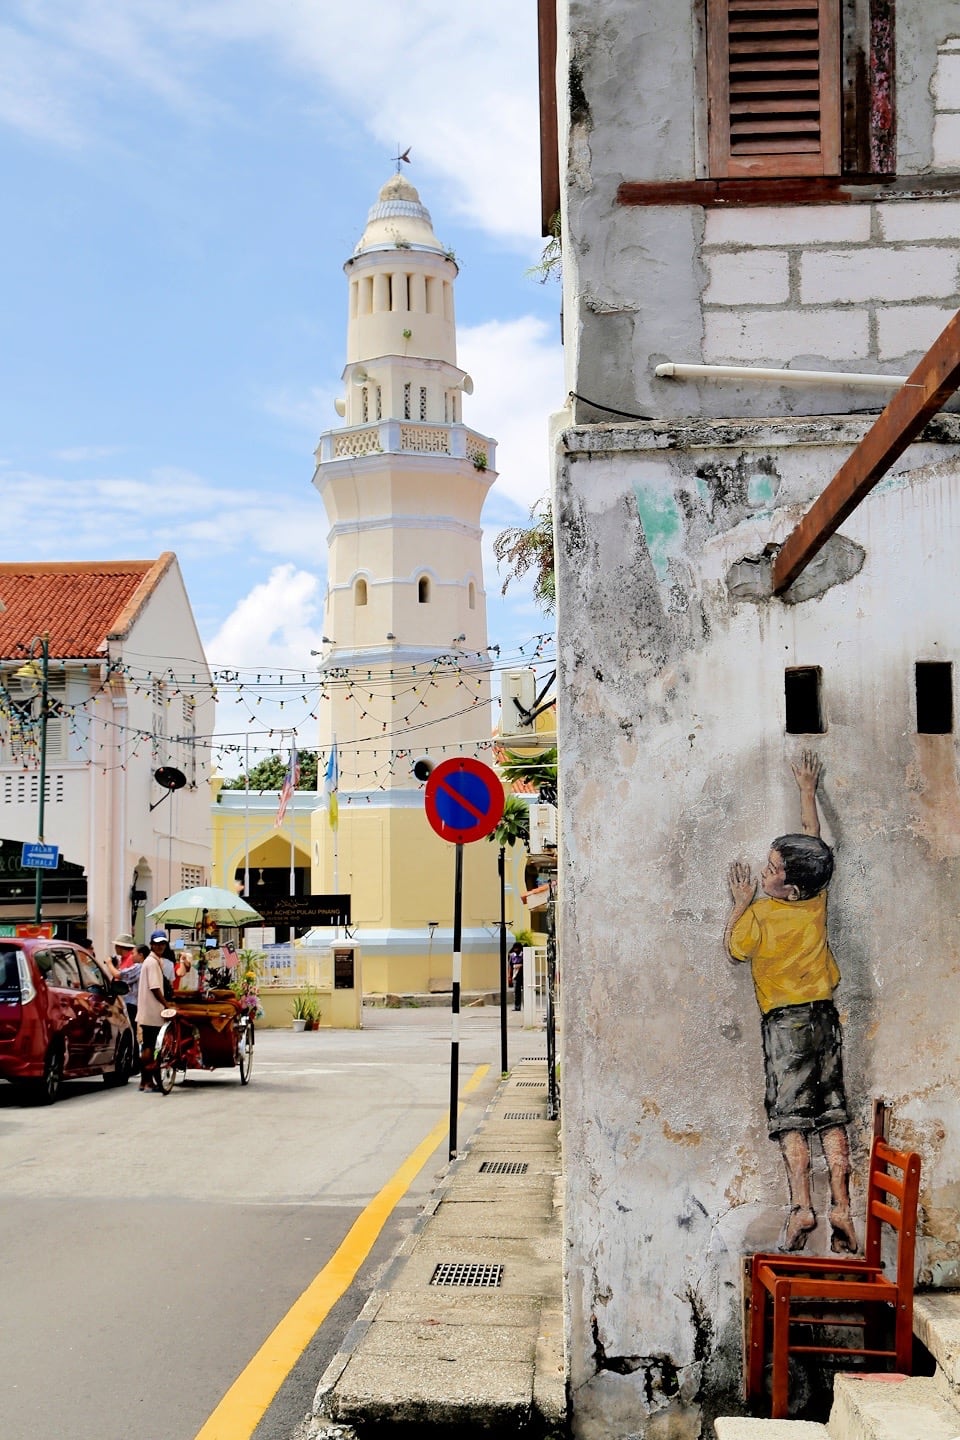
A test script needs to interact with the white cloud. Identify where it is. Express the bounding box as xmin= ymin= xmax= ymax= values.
xmin=204 ymin=563 xmax=325 ymax=760
xmin=0 ymin=465 xmax=328 ymax=563
xmin=460 ymin=315 xmax=564 ymax=513
xmin=3 ymin=0 xmax=543 ymax=249
xmin=53 ymin=444 xmax=124 ymax=462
